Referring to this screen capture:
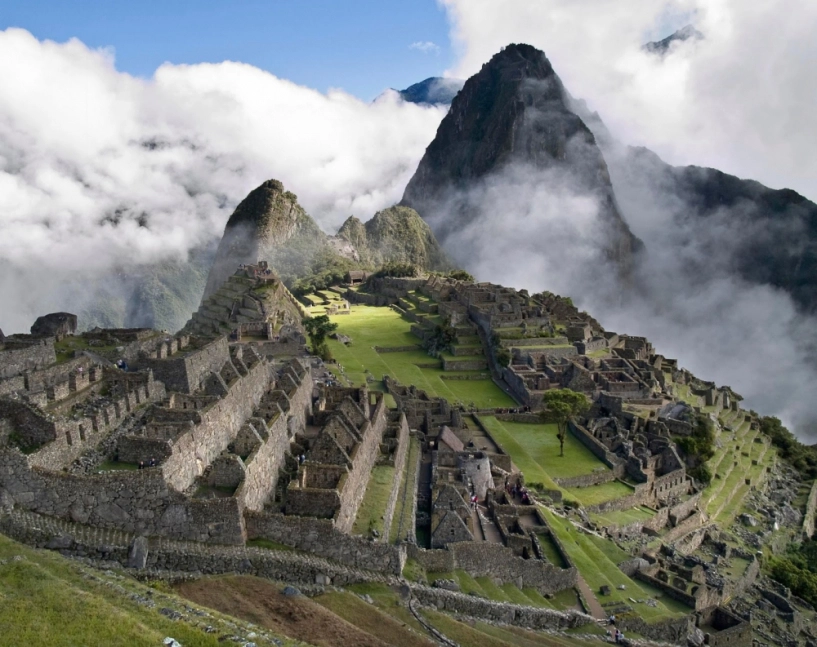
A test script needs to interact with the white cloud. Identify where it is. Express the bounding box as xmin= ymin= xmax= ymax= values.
xmin=409 ymin=41 xmax=441 ymax=54
xmin=0 ymin=28 xmax=446 ymax=333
